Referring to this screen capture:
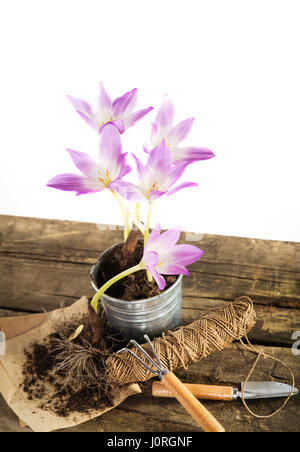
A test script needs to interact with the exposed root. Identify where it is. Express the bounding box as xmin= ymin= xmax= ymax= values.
xmin=51 ymin=335 xmax=113 ymax=397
